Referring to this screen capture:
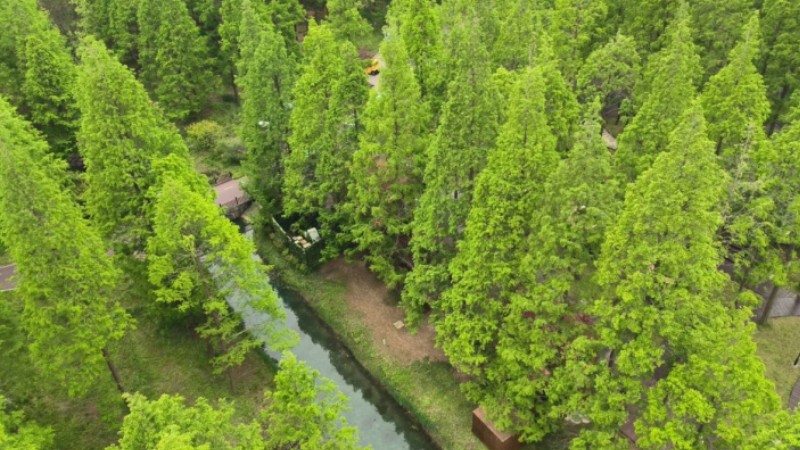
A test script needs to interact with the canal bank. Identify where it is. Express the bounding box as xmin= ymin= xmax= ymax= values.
xmin=251 ymin=226 xmax=485 ymax=450
xmin=228 ymin=224 xmax=440 ymax=449
xmin=272 ymin=284 xmax=439 ymax=449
